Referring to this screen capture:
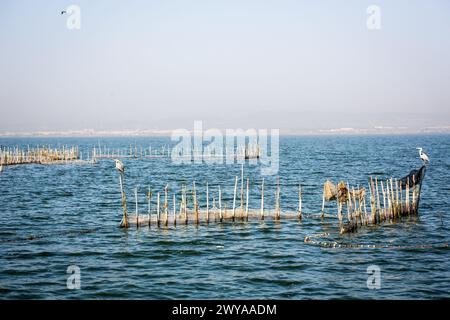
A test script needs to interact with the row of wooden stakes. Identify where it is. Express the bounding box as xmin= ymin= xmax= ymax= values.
xmin=116 ymin=166 xmax=425 ymax=232
xmin=117 ymin=167 xmax=303 ymax=229
xmin=336 ymin=176 xmax=423 ymax=234
xmin=91 ymin=144 xmax=170 ymax=161
xmin=0 ymin=146 xmax=81 ymax=166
